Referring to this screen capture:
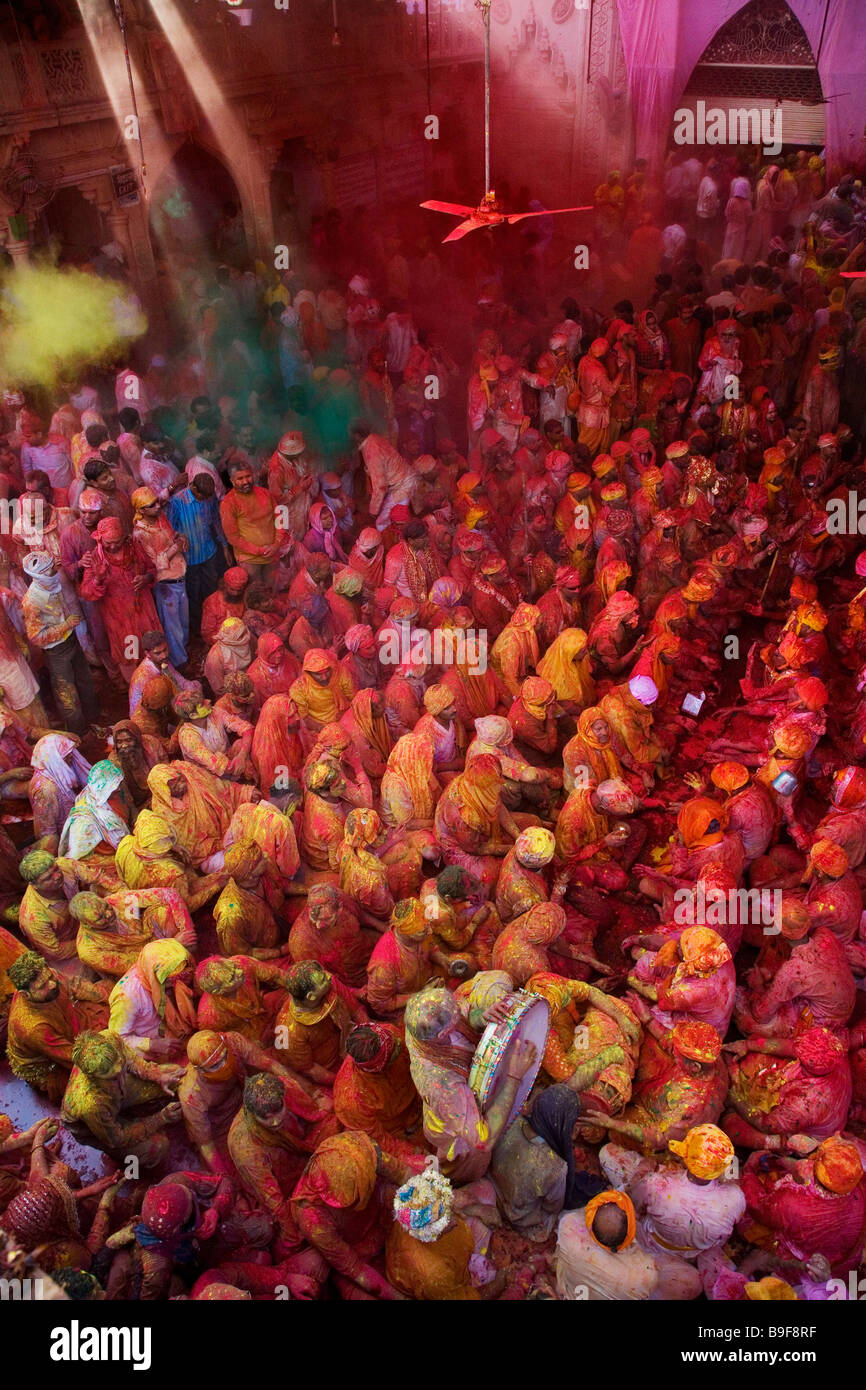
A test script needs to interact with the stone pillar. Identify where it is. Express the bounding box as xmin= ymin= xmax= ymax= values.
xmin=3 ymin=211 xmax=30 ymax=265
